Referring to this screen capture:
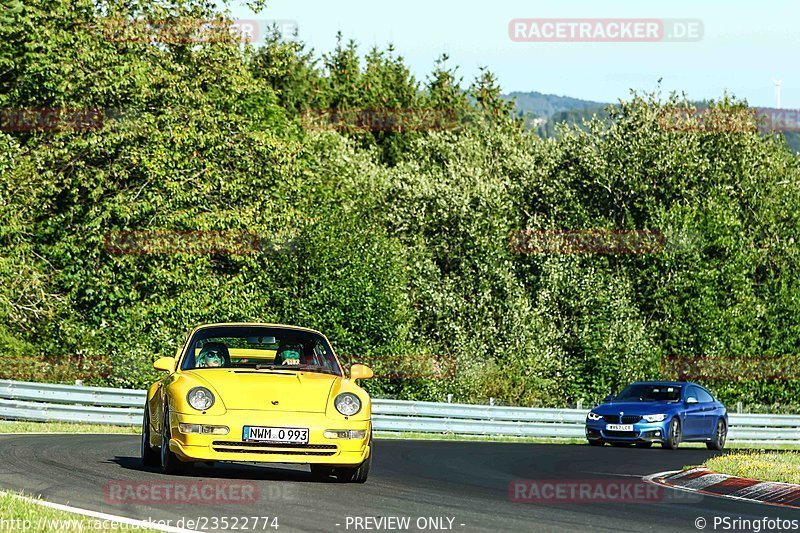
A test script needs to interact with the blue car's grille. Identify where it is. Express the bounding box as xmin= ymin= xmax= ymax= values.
xmin=601 ymin=415 xmax=642 ymax=424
